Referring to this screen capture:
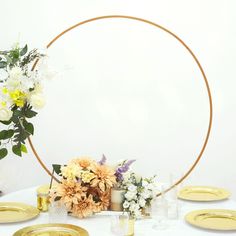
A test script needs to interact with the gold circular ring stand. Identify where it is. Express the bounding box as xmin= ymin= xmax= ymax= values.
xmin=28 ymin=15 xmax=213 ymax=194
